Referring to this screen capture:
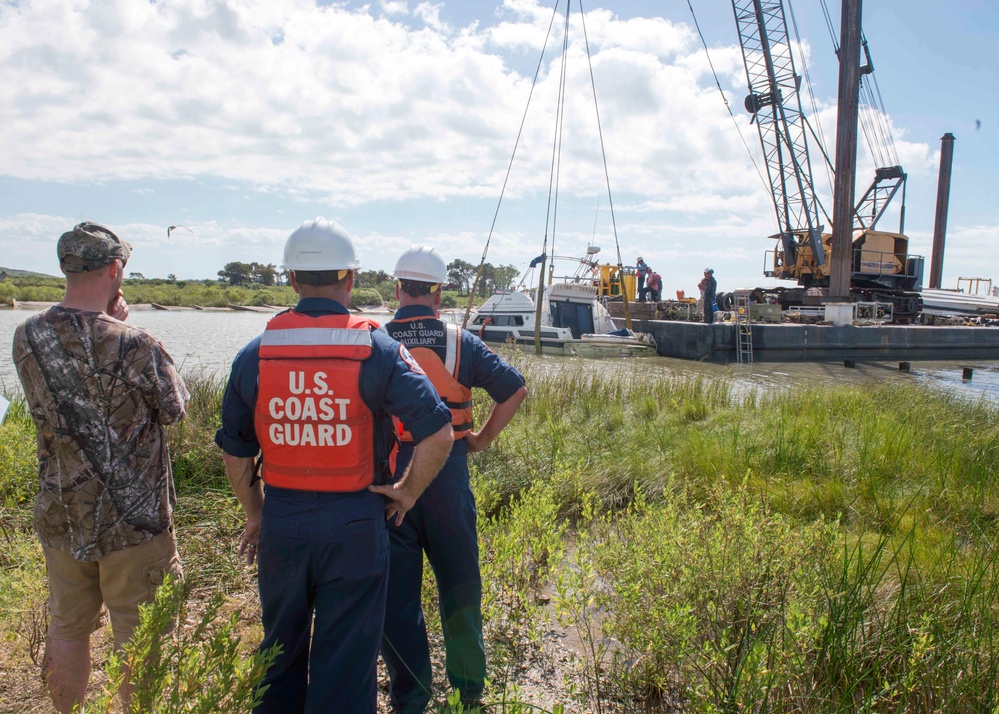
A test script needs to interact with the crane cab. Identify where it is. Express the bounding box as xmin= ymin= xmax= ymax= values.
xmin=766 ymin=229 xmax=923 ymax=291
